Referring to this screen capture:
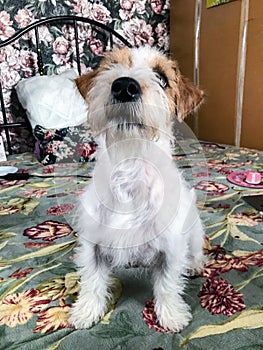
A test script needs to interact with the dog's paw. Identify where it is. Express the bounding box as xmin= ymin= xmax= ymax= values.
xmin=69 ymin=295 xmax=107 ymax=329
xmin=154 ymin=297 xmax=192 ymax=333
xmin=69 ymin=309 xmax=97 ymax=329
